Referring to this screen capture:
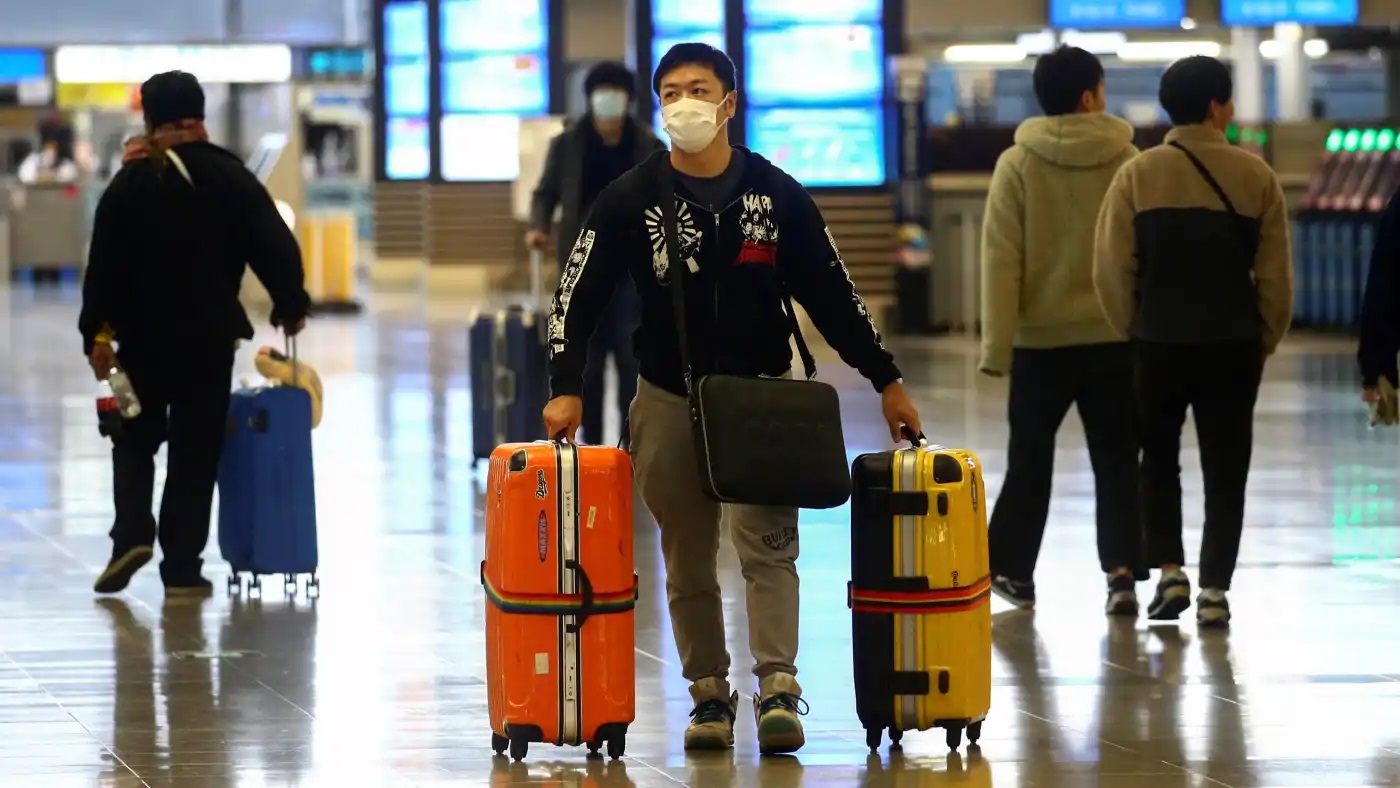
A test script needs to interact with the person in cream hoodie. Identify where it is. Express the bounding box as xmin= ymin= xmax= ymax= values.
xmin=979 ymin=46 xmax=1145 ymax=616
